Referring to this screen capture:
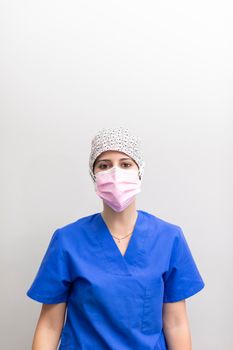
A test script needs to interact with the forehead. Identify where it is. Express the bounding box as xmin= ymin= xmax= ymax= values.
xmin=95 ymin=150 xmax=132 ymax=161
